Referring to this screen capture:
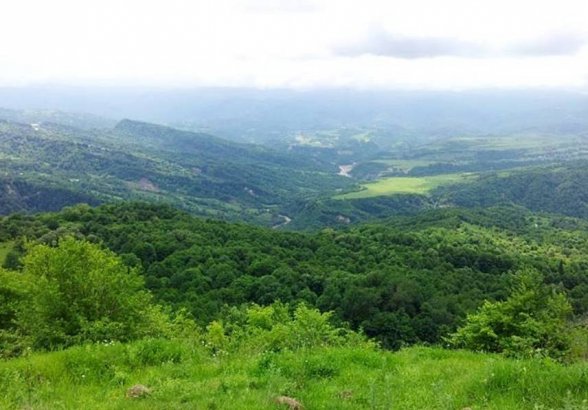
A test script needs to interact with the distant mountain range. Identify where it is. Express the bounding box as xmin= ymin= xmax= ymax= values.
xmin=0 ymin=87 xmax=586 ymax=144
